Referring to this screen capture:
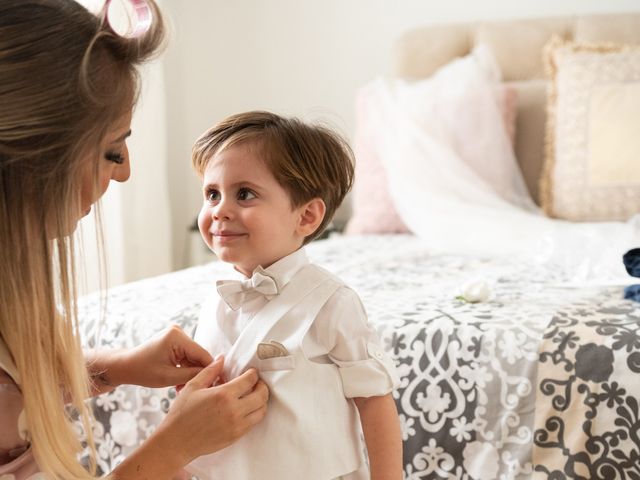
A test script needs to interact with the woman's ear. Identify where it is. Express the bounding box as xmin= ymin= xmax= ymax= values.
xmin=296 ymin=198 xmax=326 ymax=237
